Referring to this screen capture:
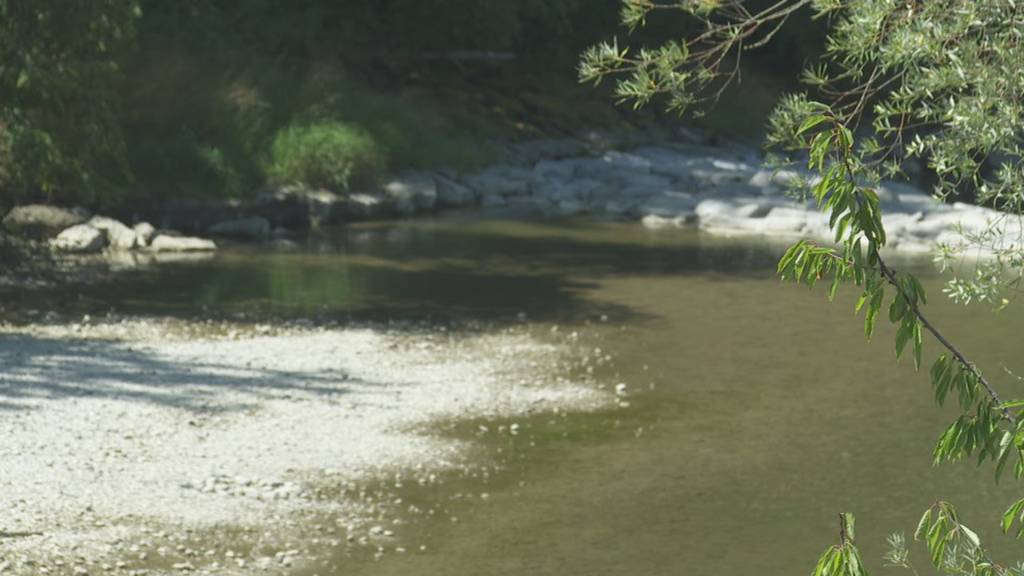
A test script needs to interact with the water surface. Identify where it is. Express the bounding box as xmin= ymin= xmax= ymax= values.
xmin=13 ymin=215 xmax=1024 ymax=574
